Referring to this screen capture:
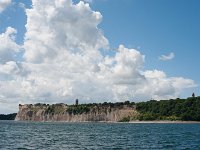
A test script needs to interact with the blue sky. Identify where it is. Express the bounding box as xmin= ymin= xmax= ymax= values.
xmin=91 ymin=0 xmax=200 ymax=96
xmin=91 ymin=0 xmax=200 ymax=75
xmin=0 ymin=0 xmax=199 ymax=113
